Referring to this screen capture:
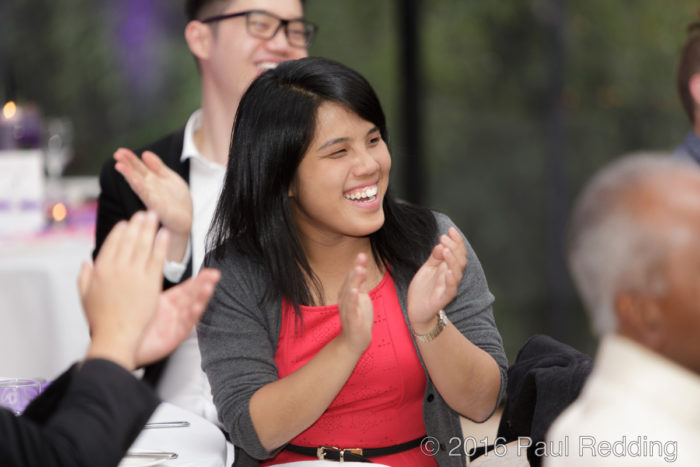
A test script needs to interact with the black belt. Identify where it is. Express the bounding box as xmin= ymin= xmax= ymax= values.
xmin=285 ymin=436 xmax=425 ymax=463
